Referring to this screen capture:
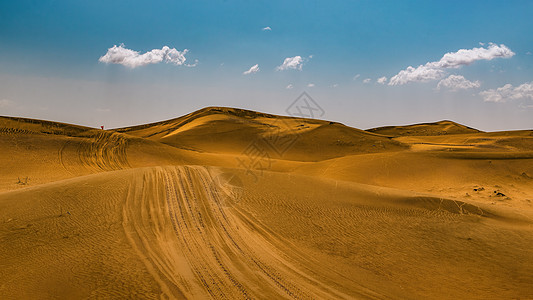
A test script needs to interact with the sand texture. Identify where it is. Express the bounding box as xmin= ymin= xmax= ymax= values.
xmin=1 ymin=108 xmax=533 ymax=299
